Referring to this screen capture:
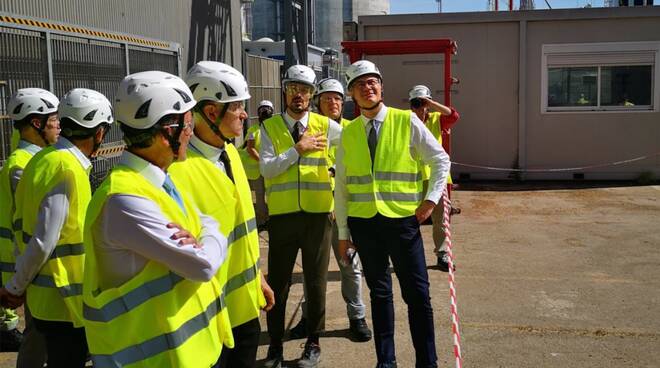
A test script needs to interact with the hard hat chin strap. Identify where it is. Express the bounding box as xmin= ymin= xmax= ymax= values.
xmin=199 ymin=104 xmax=231 ymax=143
